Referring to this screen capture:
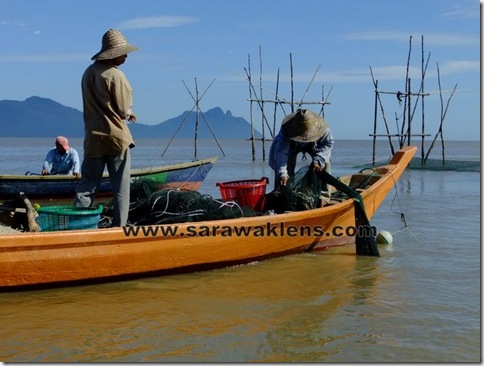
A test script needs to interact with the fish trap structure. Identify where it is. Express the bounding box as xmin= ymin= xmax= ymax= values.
xmin=245 ymin=45 xmax=331 ymax=161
